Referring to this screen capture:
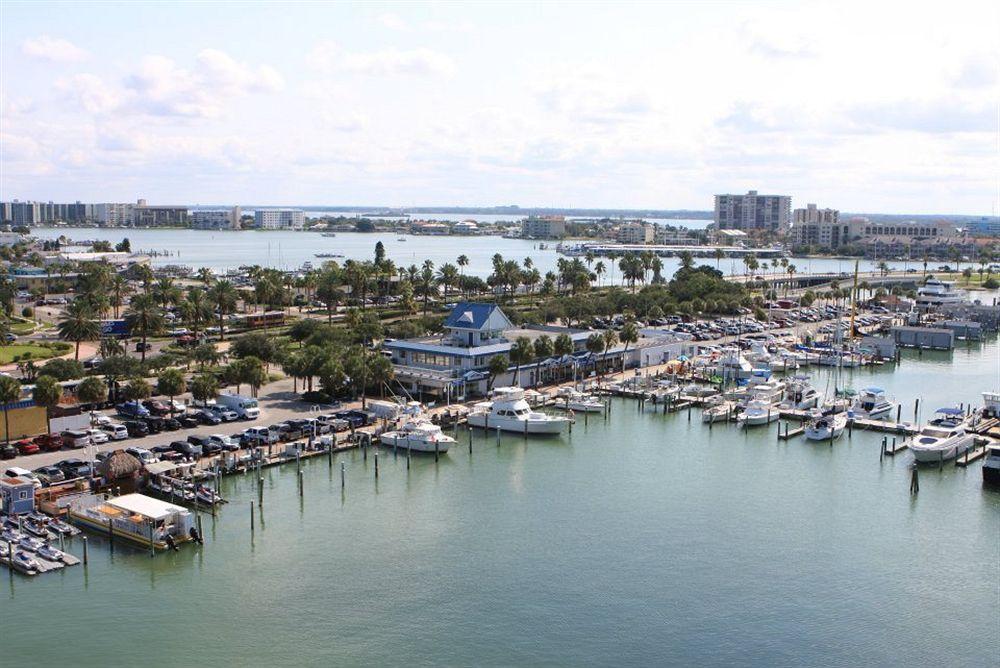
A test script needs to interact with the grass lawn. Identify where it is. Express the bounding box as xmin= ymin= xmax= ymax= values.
xmin=0 ymin=342 xmax=72 ymax=365
xmin=9 ymin=318 xmax=36 ymax=335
